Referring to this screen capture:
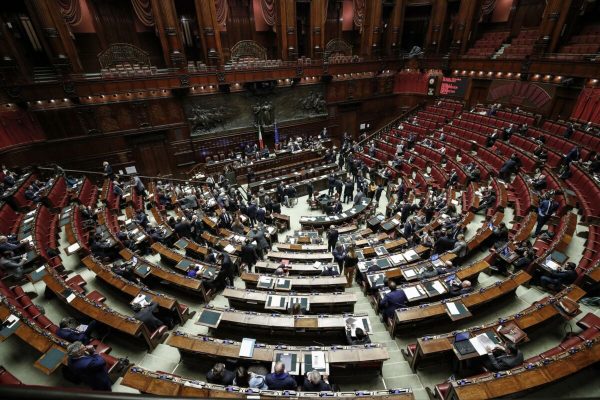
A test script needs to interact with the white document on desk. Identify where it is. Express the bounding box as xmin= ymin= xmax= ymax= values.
xmin=545 ymin=259 xmax=561 ymax=271
xmin=239 ymin=338 xmax=256 ymax=358
xmin=311 ymin=351 xmax=326 ymax=369
xmin=404 ymin=286 xmax=421 ymax=300
xmin=391 ymin=254 xmax=405 ymax=264
xmin=224 ymin=244 xmax=236 ymax=254
xmin=403 ymin=269 xmax=416 ymax=278
xmin=470 ymin=333 xmax=496 ymax=356
xmin=432 ymin=281 xmax=446 ymax=294
xmin=446 ymin=302 xmax=460 ymax=315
